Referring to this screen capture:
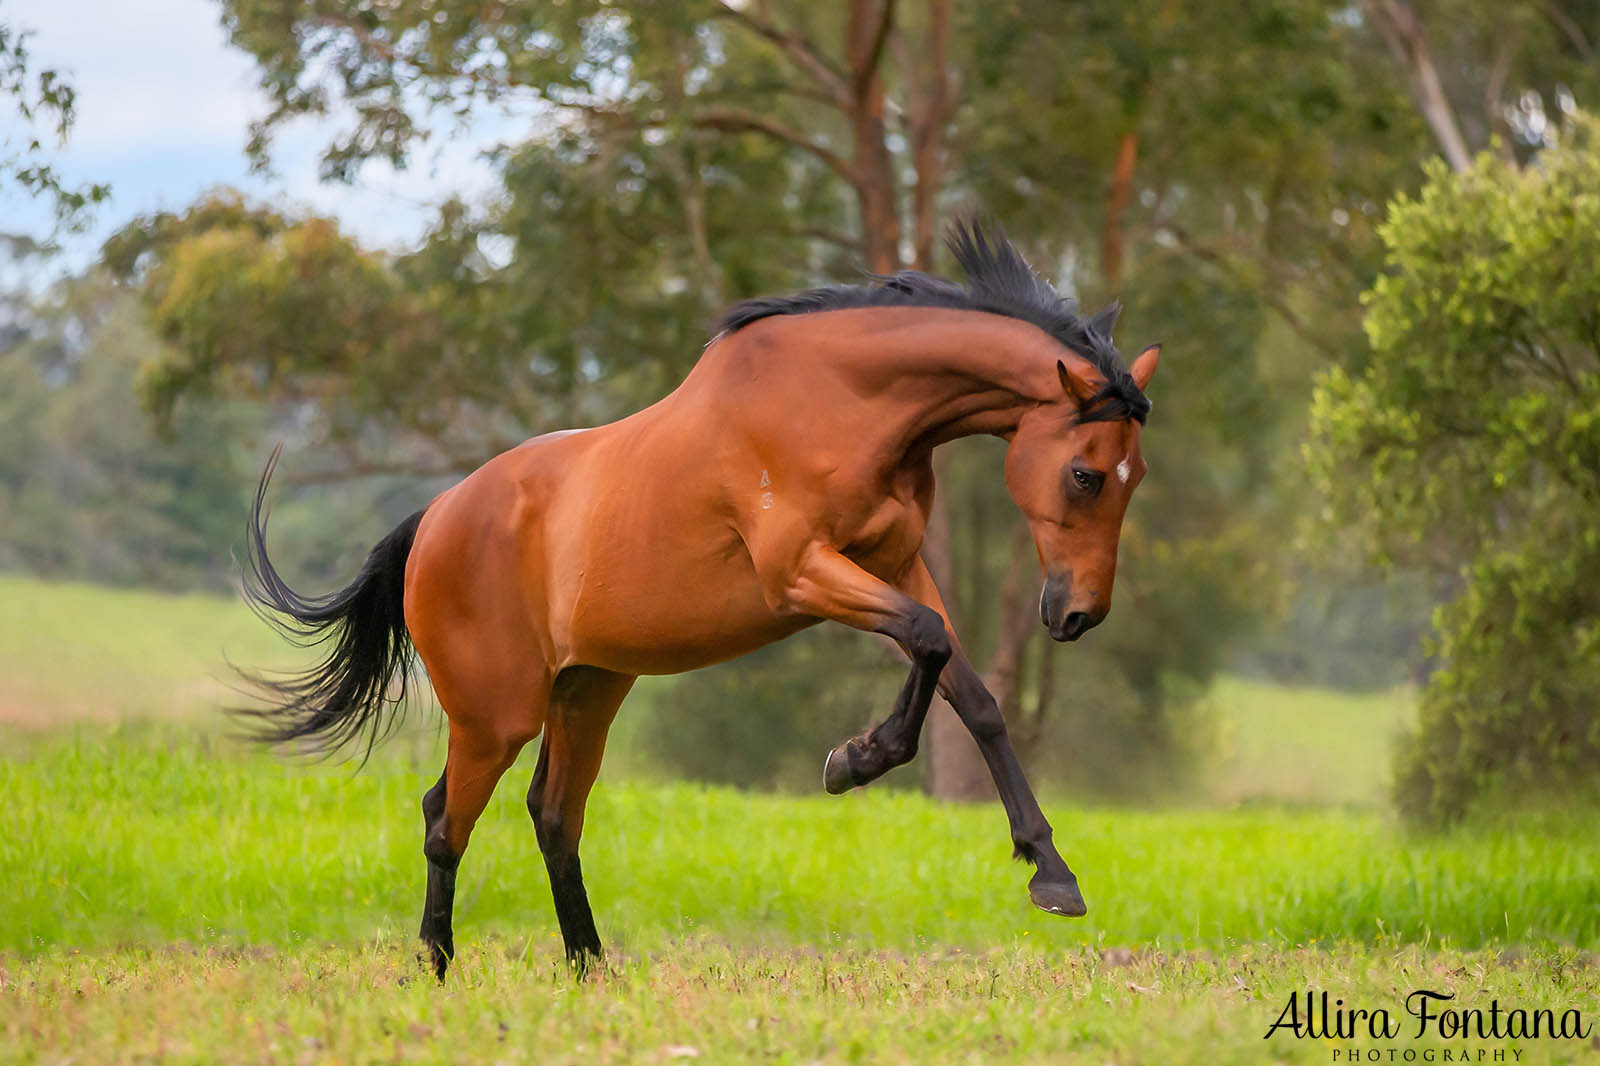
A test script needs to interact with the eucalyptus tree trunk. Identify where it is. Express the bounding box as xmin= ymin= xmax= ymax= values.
xmin=1364 ymin=0 xmax=1472 ymax=173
